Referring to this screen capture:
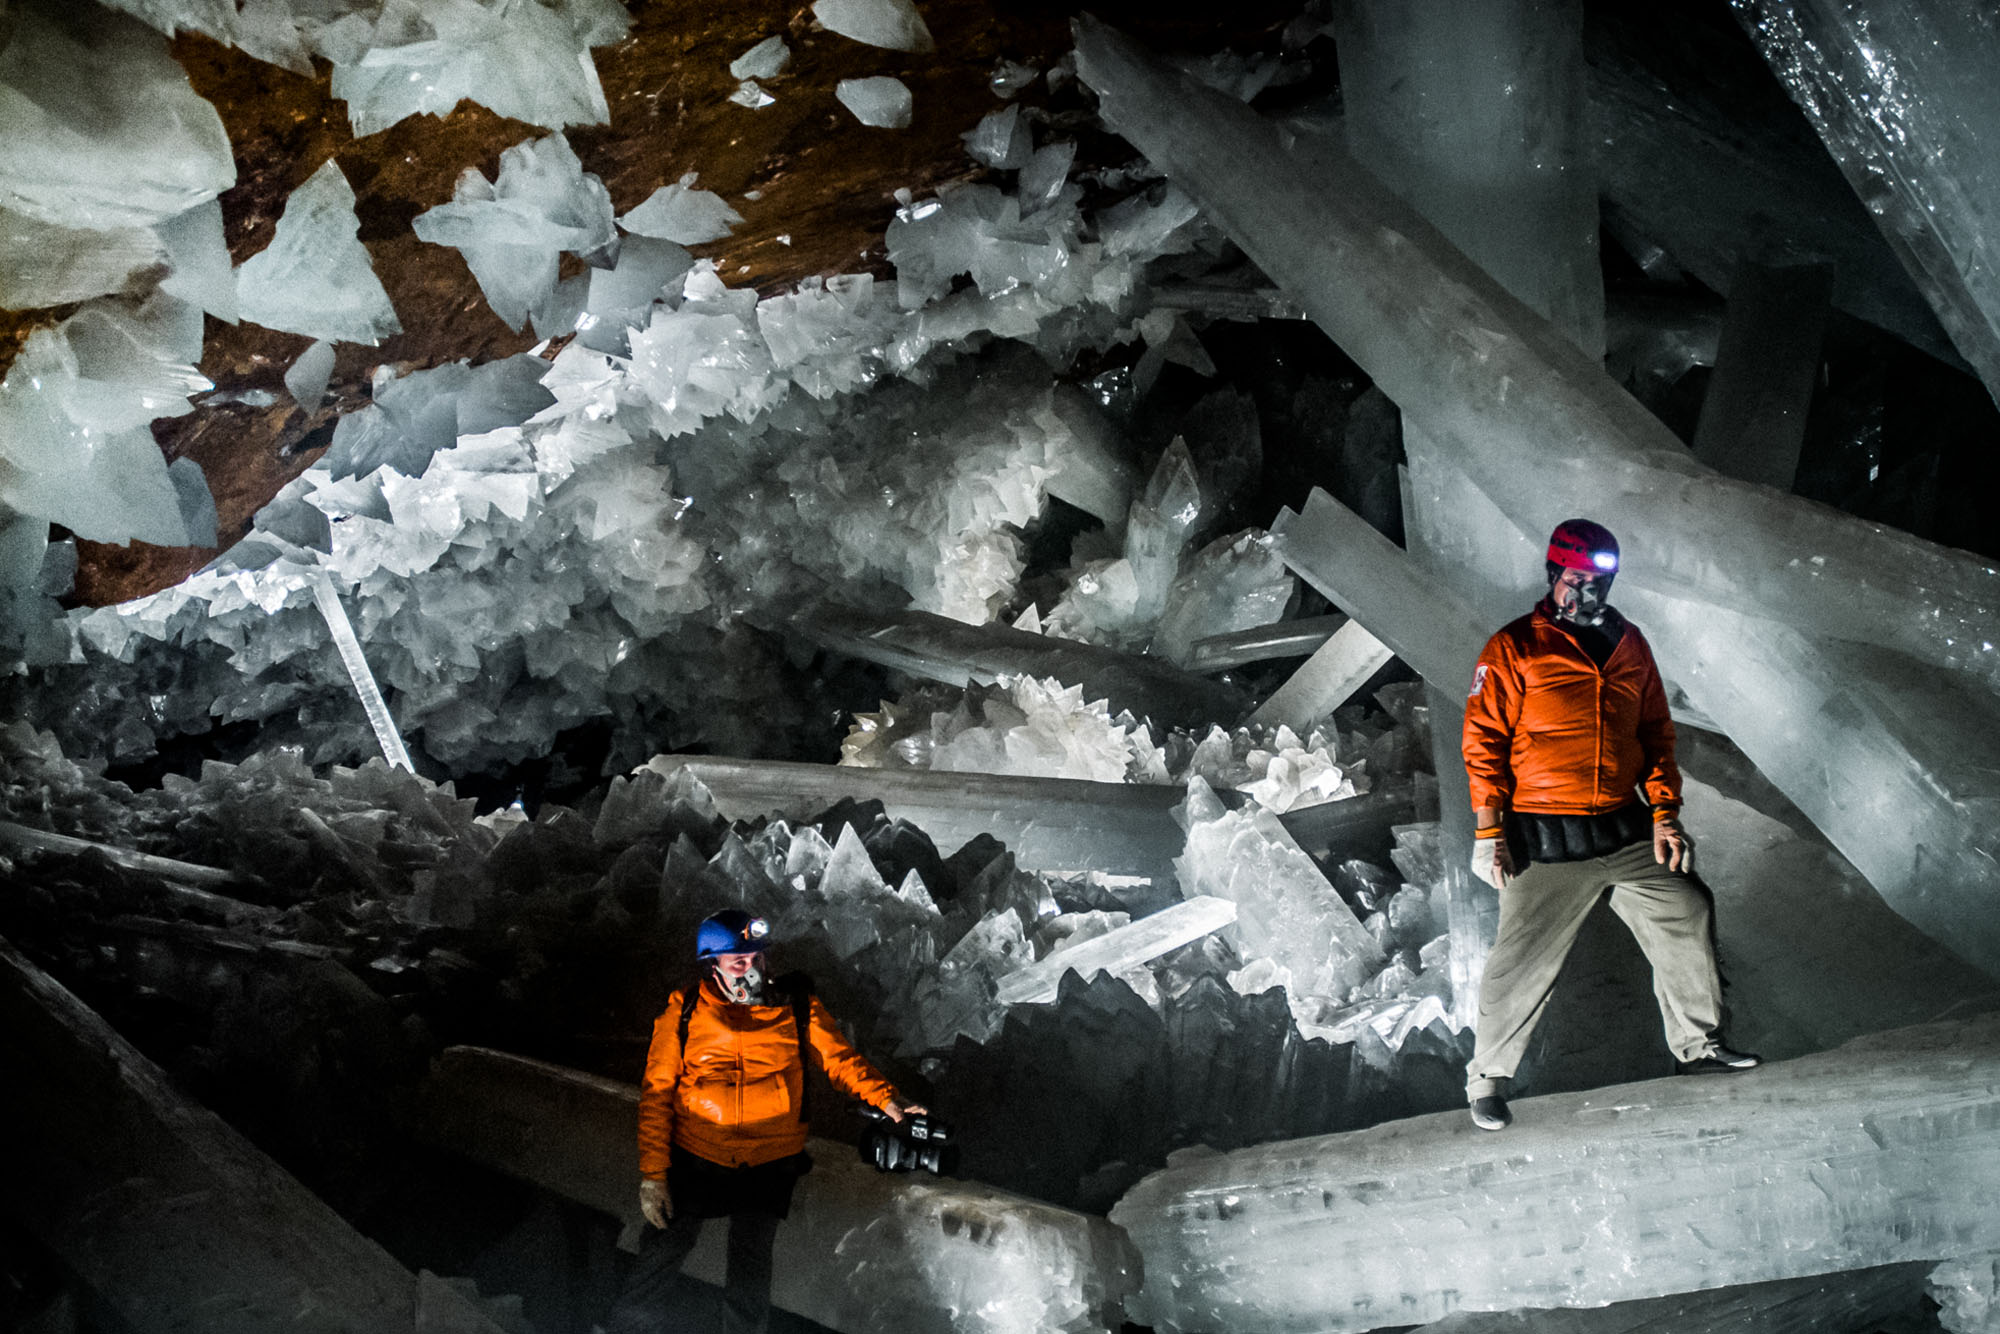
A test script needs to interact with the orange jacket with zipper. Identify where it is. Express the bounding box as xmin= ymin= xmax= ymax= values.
xmin=637 ymin=978 xmax=899 ymax=1178
xmin=1461 ymin=604 xmax=1681 ymax=817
